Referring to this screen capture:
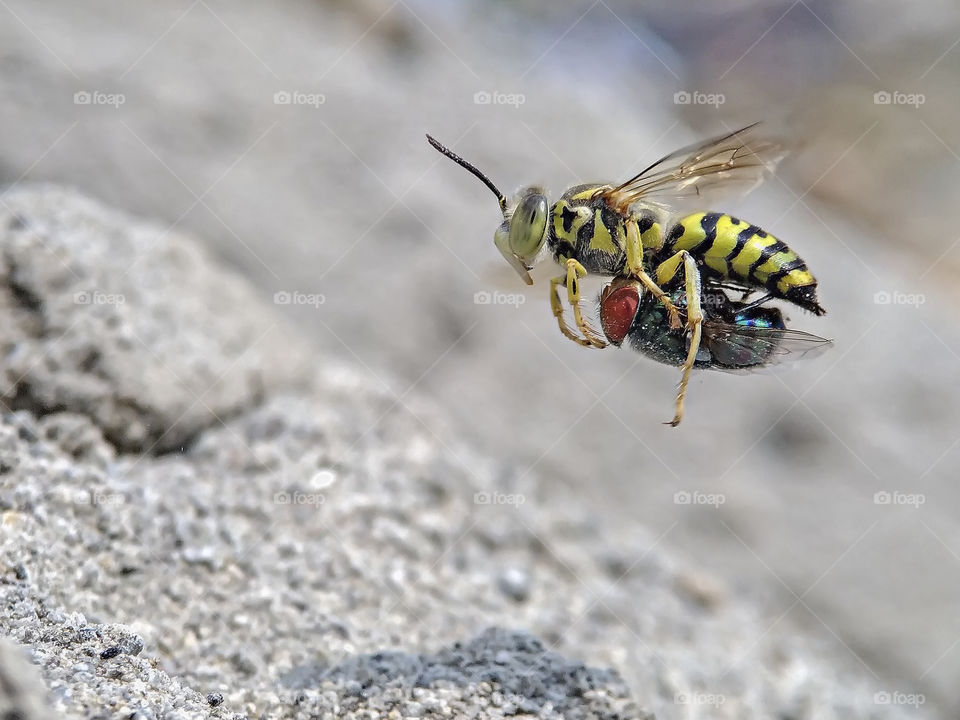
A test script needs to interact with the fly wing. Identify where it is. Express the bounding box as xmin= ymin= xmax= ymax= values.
xmin=701 ymin=320 xmax=832 ymax=372
xmin=599 ymin=124 xmax=786 ymax=215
